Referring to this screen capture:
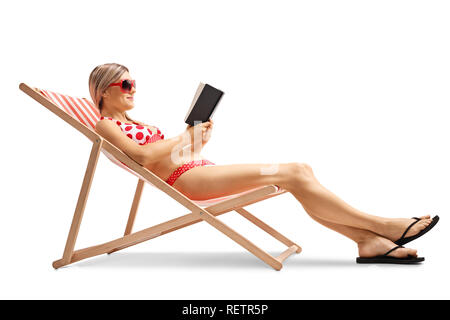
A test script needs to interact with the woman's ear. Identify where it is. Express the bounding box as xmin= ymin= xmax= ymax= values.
xmin=102 ymin=88 xmax=111 ymax=98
